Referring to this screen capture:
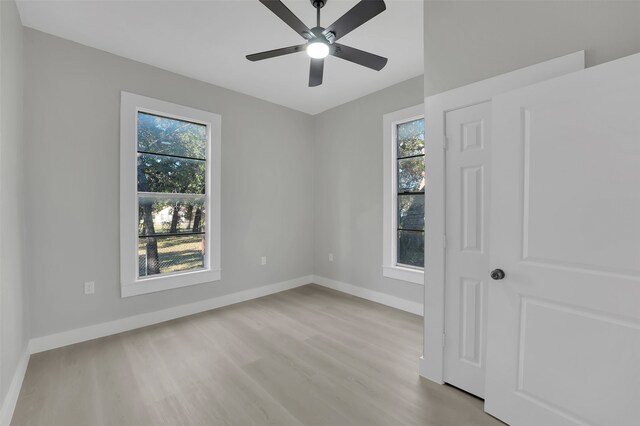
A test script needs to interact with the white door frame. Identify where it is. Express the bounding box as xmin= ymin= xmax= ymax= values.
xmin=420 ymin=51 xmax=585 ymax=384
